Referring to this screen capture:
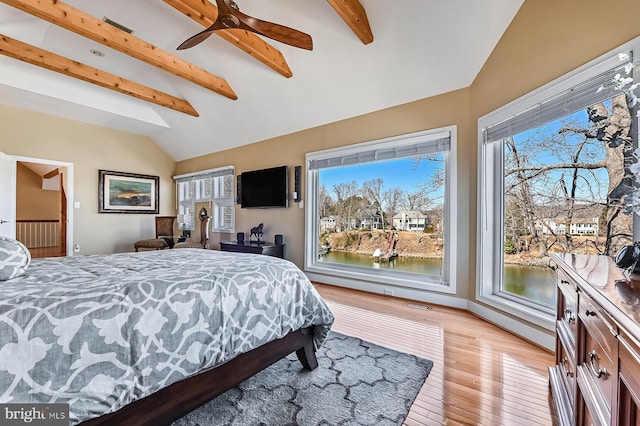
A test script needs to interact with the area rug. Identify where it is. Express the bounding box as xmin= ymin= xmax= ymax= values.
xmin=172 ymin=331 xmax=433 ymax=426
